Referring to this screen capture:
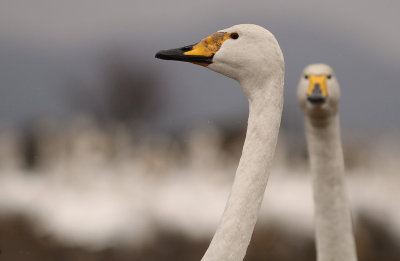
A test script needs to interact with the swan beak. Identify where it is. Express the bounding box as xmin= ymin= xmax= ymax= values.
xmin=155 ymin=32 xmax=230 ymax=66
xmin=307 ymin=75 xmax=328 ymax=104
